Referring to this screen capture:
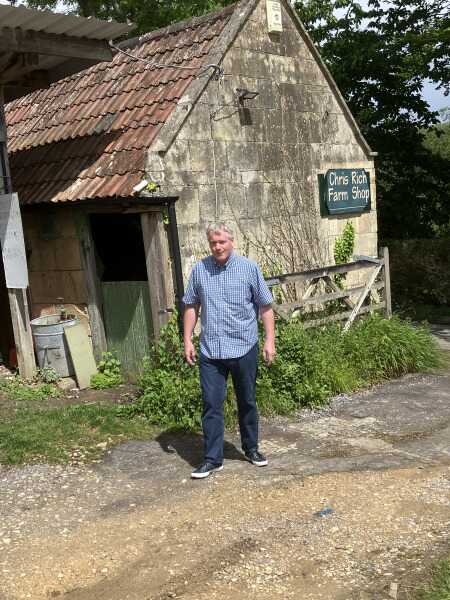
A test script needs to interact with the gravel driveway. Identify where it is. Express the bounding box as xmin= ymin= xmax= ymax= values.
xmin=1 ymin=370 xmax=450 ymax=600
